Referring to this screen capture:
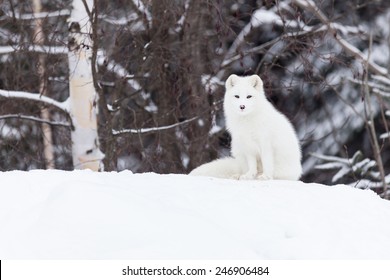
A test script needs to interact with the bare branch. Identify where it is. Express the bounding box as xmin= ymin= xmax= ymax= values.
xmin=81 ymin=0 xmax=92 ymax=18
xmin=0 ymin=114 xmax=71 ymax=127
xmin=112 ymin=116 xmax=198 ymax=136
xmin=362 ymin=33 xmax=388 ymax=198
